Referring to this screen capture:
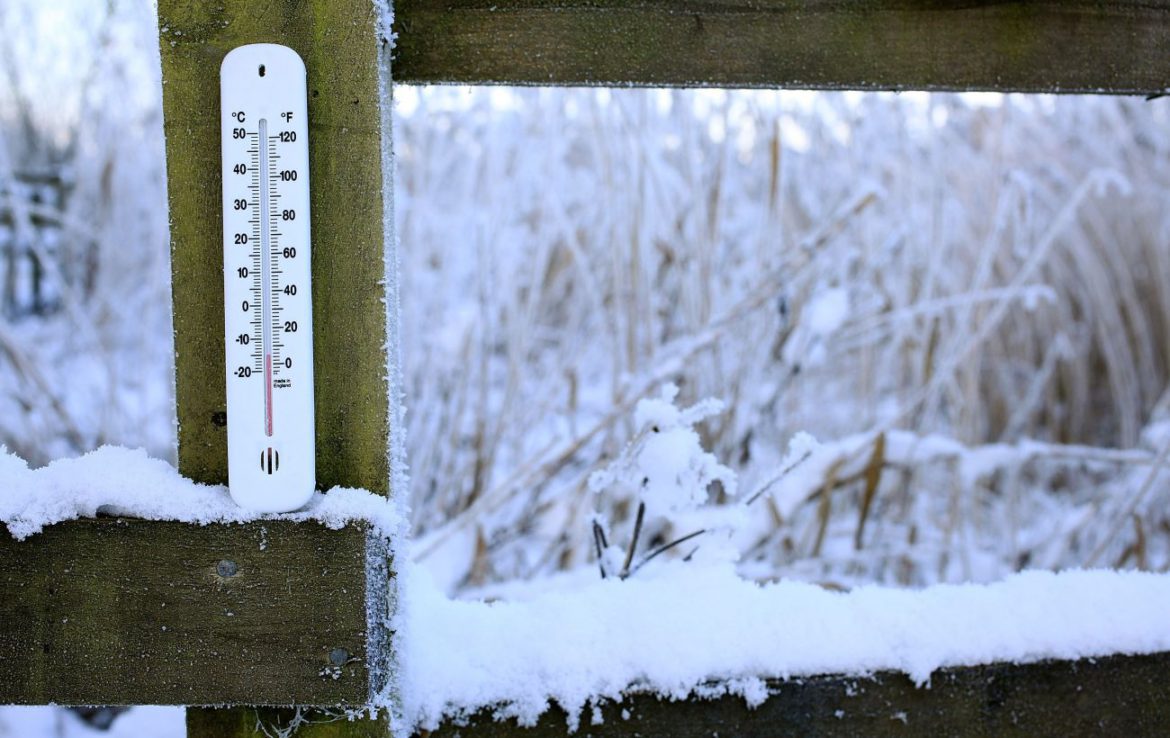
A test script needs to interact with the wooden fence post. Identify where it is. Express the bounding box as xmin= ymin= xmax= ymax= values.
xmin=156 ymin=1 xmax=394 ymax=735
